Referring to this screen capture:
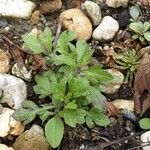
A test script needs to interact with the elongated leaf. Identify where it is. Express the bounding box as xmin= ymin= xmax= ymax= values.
xmin=129 ymin=6 xmax=139 ymax=20
xmin=45 ymin=116 xmax=64 ymax=148
xmin=60 ymin=109 xmax=86 ymax=127
xmin=143 ymin=22 xmax=150 ymax=32
xmin=53 ymin=54 xmax=76 ymax=67
xmin=129 ymin=22 xmax=143 ymax=34
xmin=83 ymin=65 xmax=113 ymax=82
xmin=40 ymin=27 xmax=53 ymax=52
xmin=144 ymin=31 xmax=150 ymax=41
xmin=22 ymin=35 xmax=44 ymax=54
